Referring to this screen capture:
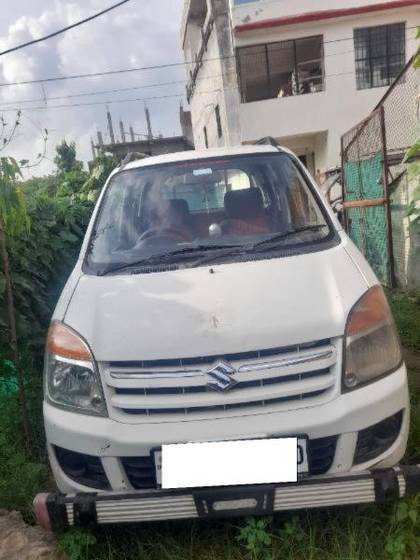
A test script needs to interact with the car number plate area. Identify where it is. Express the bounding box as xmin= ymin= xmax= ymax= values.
xmin=154 ymin=438 xmax=308 ymax=489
